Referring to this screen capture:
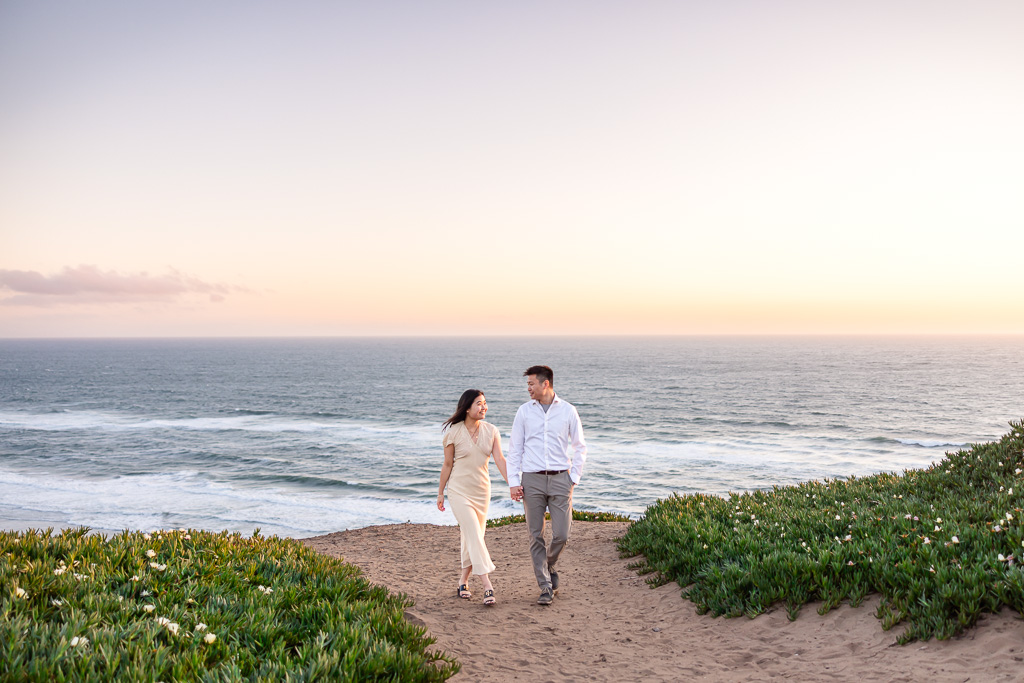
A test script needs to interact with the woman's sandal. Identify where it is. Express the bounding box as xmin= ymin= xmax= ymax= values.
xmin=457 ymin=584 xmax=471 ymax=599
xmin=482 ymin=589 xmax=496 ymax=606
